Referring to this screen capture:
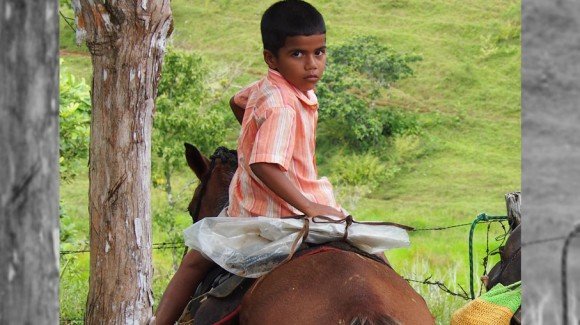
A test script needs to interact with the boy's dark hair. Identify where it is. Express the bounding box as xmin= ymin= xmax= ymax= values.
xmin=261 ymin=0 xmax=326 ymax=56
